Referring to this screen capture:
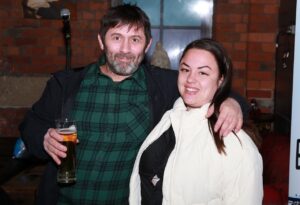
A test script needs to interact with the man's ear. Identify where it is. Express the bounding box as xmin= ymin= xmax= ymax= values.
xmin=98 ymin=34 xmax=104 ymax=50
xmin=145 ymin=38 xmax=153 ymax=53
